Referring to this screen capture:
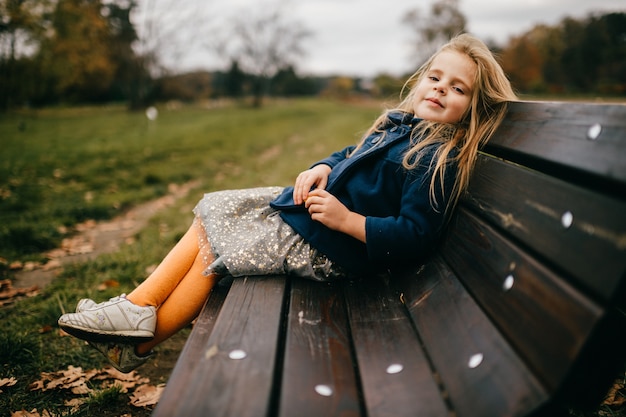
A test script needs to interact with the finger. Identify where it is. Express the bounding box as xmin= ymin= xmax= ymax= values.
xmin=318 ymin=176 xmax=328 ymax=190
xmin=294 ymin=174 xmax=309 ymax=204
